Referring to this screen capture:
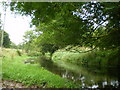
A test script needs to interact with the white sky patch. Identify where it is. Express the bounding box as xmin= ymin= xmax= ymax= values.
xmin=0 ymin=3 xmax=35 ymax=45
